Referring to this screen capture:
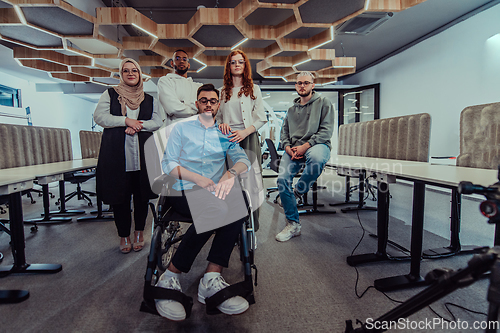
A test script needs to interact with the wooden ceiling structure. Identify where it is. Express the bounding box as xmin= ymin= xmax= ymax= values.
xmin=0 ymin=0 xmax=427 ymax=86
